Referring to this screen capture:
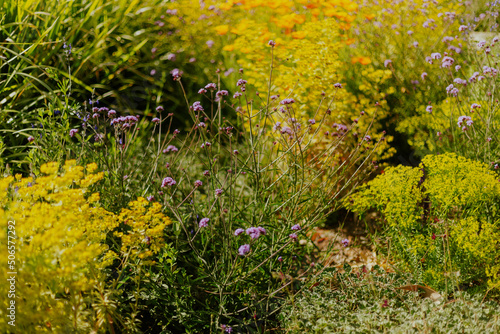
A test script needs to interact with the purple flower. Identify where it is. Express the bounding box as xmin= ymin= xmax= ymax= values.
xmin=152 ymin=117 xmax=161 ymax=124
xmin=471 ymin=103 xmax=481 ymax=111
xmin=173 ymin=129 xmax=180 ymax=135
xmin=233 ymin=92 xmax=242 ymax=98
xmin=201 ymin=142 xmax=211 ymax=149
xmin=234 ymin=228 xmax=245 ymax=236
xmin=233 ymin=150 xmax=239 ymax=155
xmin=27 ymin=136 xmax=34 ymax=143
xmin=455 ymin=65 xmax=461 ymax=72
xmin=308 ymin=119 xmax=316 ymax=125
xmin=197 ymin=122 xmax=206 ymax=128
xmin=108 ymin=110 xmax=117 ymax=117
xmin=273 ymin=122 xmax=282 ymax=131
xmin=147 ymin=195 xmax=155 ymax=201
xmin=431 ymin=52 xmax=442 ymax=60
xmin=334 ymin=83 xmax=342 ymax=88
xmin=199 ymin=218 xmax=209 ymax=228
xmin=206 ymin=40 xmax=214 ymax=48
xmin=156 ymin=106 xmax=164 ymax=112
xmin=203 ymin=170 xmax=210 ymax=177
xmin=194 ymin=180 xmax=203 ymax=187
xmin=189 ymin=57 xmax=196 ymax=63
xmin=413 ymin=41 xmax=419 ymax=48
xmin=163 ymin=145 xmax=178 ymax=153
xmin=246 ymin=227 xmax=265 ymax=239
xmin=384 ymin=59 xmax=392 ymax=67
xmin=237 ymin=79 xmax=247 ymax=87
xmin=69 ymin=129 xmax=78 ymax=137
xmin=421 ymin=72 xmax=428 ymax=80
xmin=291 ymin=224 xmax=301 ymax=231
xmin=459 ymin=25 xmax=468 ymax=32
xmin=205 ymin=83 xmax=217 ymax=90
xmin=170 ymin=68 xmax=183 ymax=80
xmin=268 ymin=40 xmax=276 ymax=47
xmin=198 ymin=88 xmax=207 ymax=94
xmin=280 ymin=98 xmax=295 ymax=105
xmin=341 ymin=238 xmax=350 ymax=247
xmin=215 ymin=188 xmax=223 ymax=196
xmin=238 ymin=244 xmax=250 ymax=256
xmin=166 ymin=53 xmax=176 ymax=61
xmin=161 ymin=177 xmax=177 ymax=187
xmin=277 ymin=256 xmax=283 ymax=262
xmin=426 ymin=105 xmax=433 ymax=113
xmin=192 ymin=101 xmax=204 ymax=112
xmin=457 ymin=115 xmax=473 ymax=130
xmin=289 ymin=233 xmax=298 ymax=240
